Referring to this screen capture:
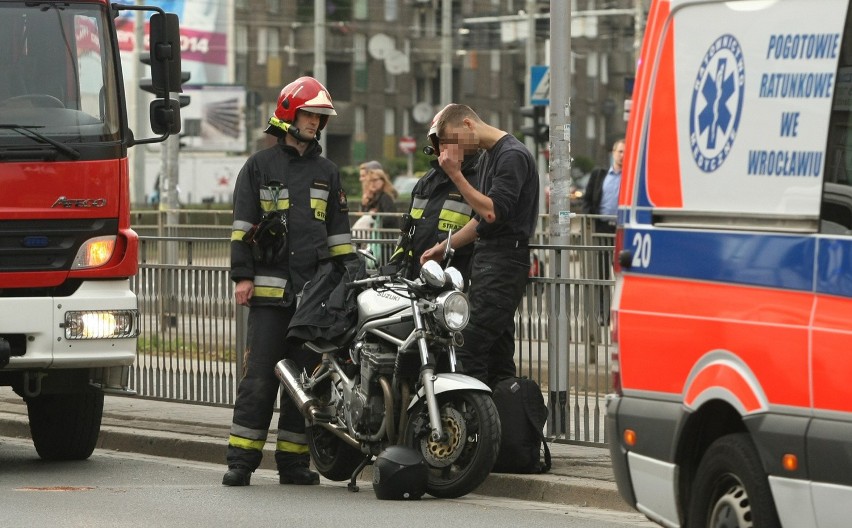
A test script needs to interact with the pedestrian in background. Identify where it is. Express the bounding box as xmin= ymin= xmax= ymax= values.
xmin=581 ymin=138 xmax=624 ymax=325
xmin=358 ymin=160 xmax=383 ymax=212
xmin=223 ymin=76 xmax=354 ymax=487
xmin=363 ymin=168 xmax=398 ymax=229
xmin=420 ymin=104 xmax=539 ymax=387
